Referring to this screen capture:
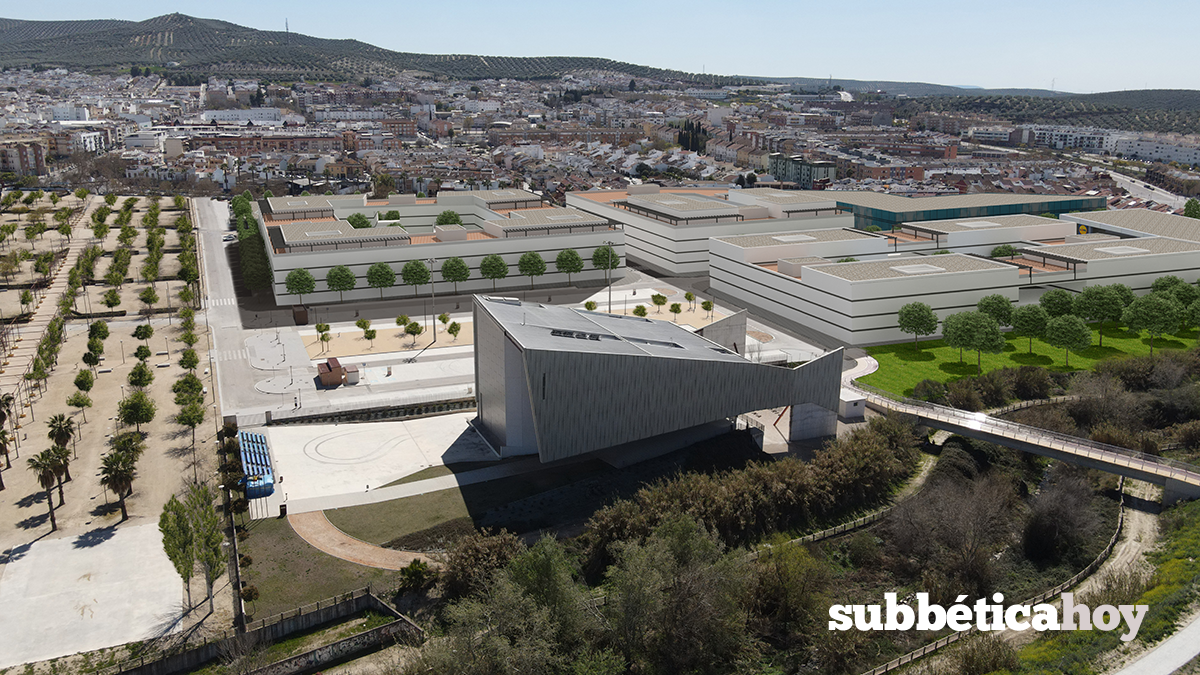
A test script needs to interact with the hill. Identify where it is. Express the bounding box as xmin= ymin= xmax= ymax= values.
xmin=766 ymin=76 xmax=1063 ymax=98
xmin=0 ymin=13 xmax=753 ymax=85
xmin=896 ymin=93 xmax=1200 ymax=136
